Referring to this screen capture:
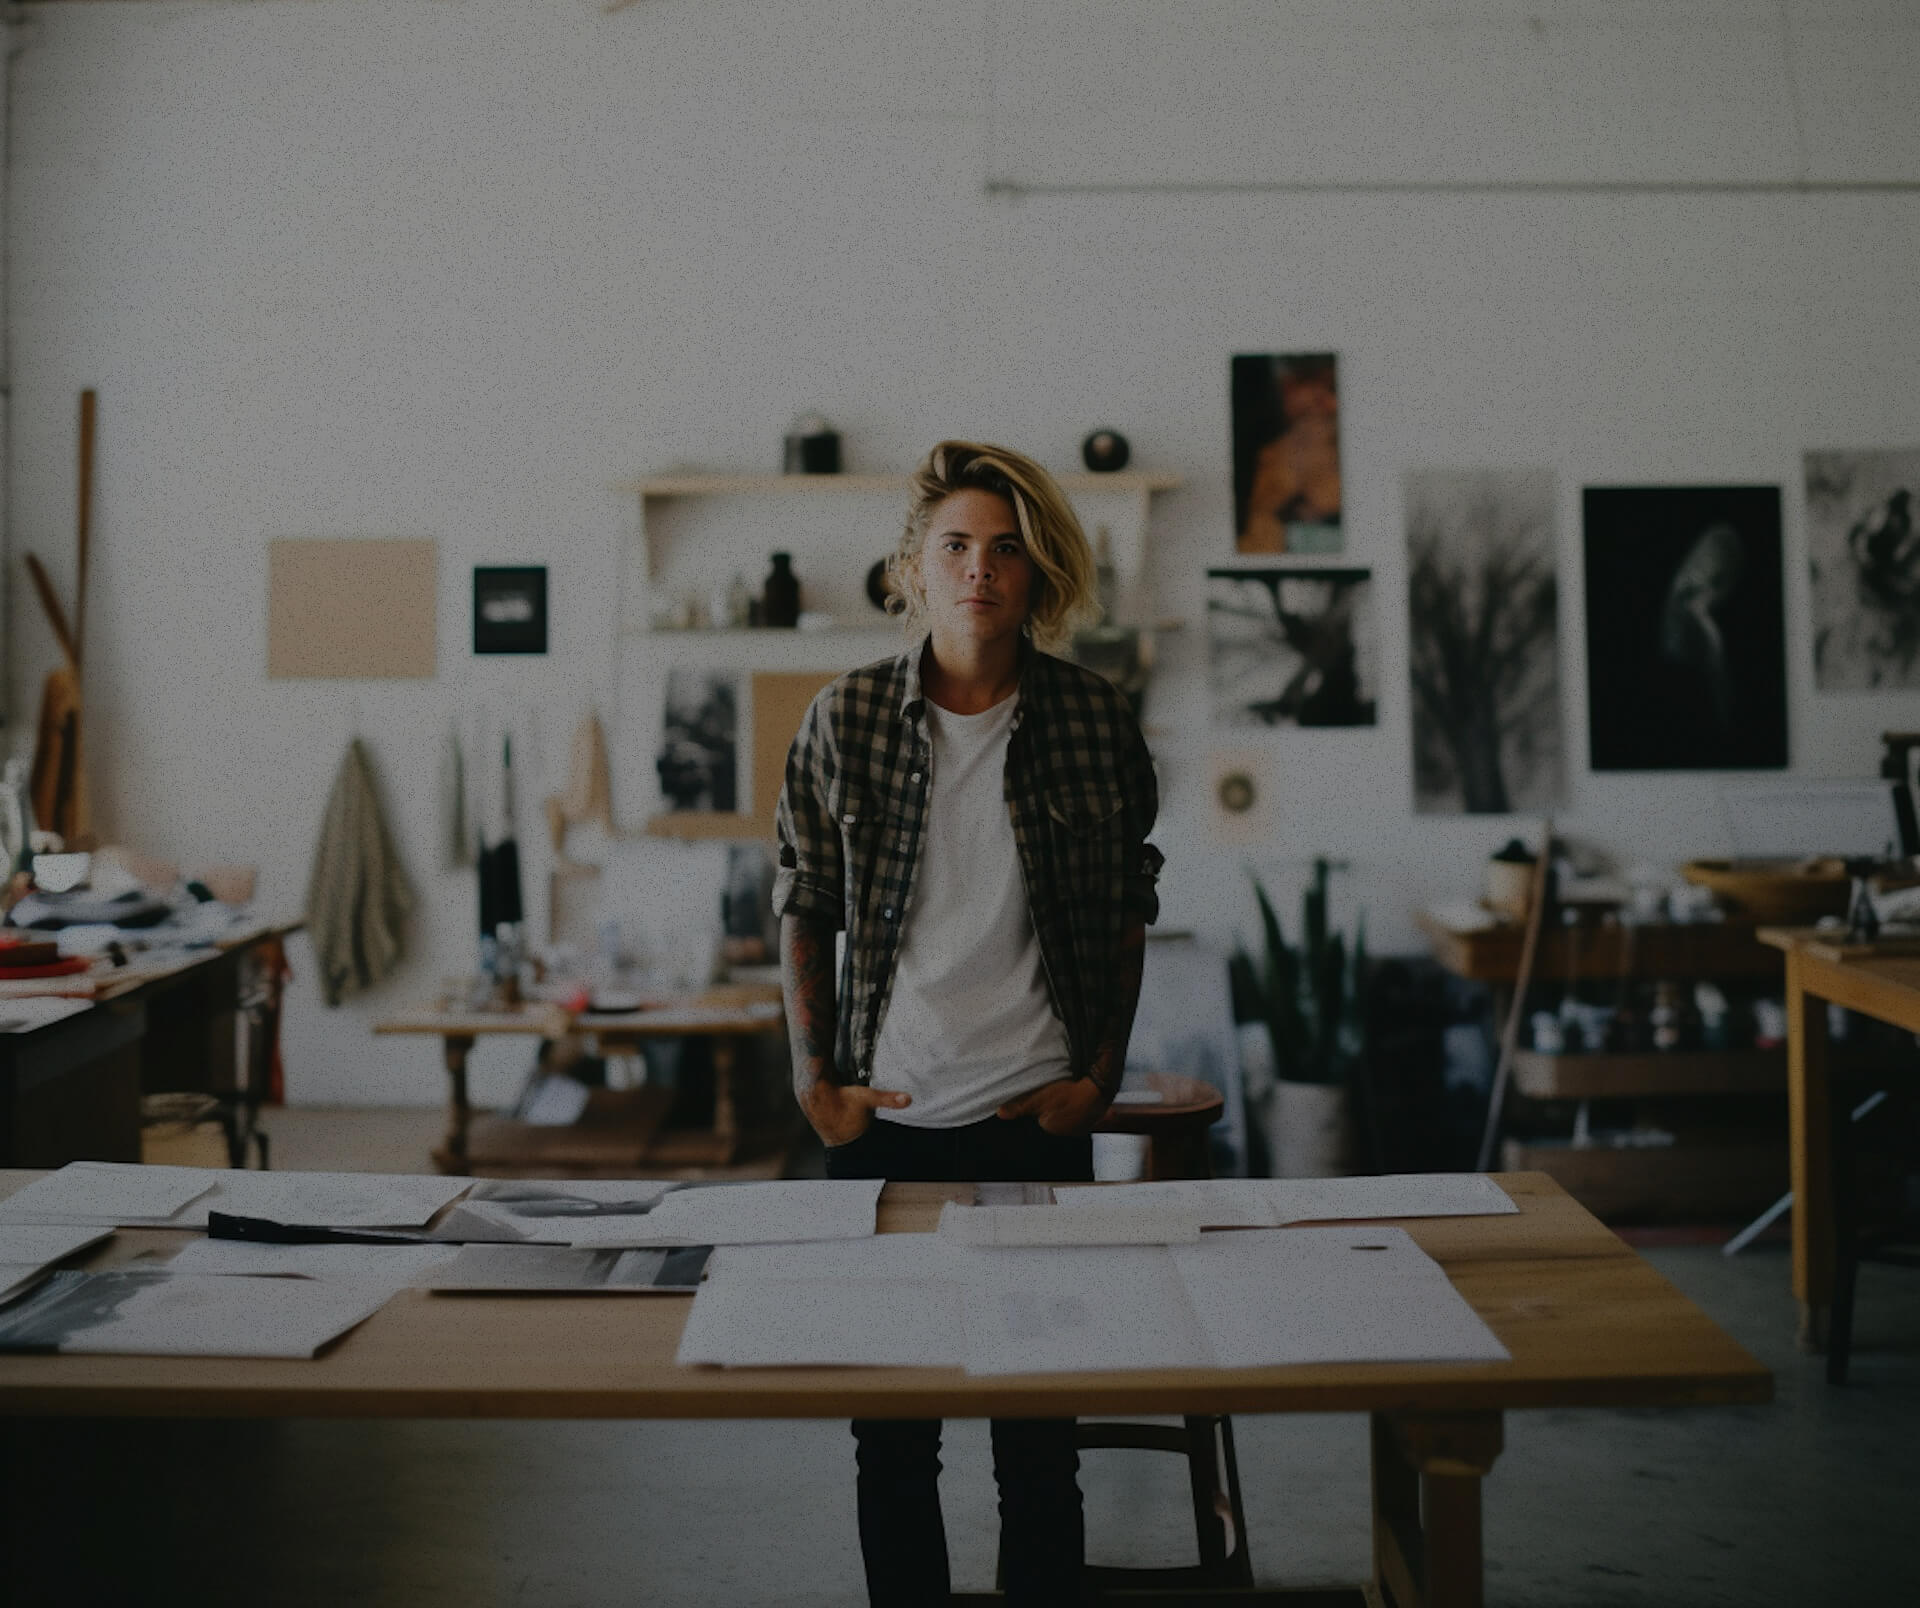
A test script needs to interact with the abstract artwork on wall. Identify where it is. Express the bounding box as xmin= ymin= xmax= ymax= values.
xmin=1804 ymin=449 xmax=1920 ymax=690
xmin=1207 ymin=568 xmax=1376 ymax=727
xmin=1231 ymin=353 xmax=1342 ymax=555
xmin=1583 ymin=486 xmax=1786 ymax=771
xmin=655 ymin=669 xmax=738 ymax=813
xmin=1405 ymin=469 xmax=1561 ymax=814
